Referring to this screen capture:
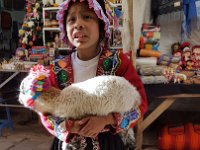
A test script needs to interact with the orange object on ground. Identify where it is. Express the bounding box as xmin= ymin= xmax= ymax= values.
xmin=159 ymin=123 xmax=200 ymax=150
